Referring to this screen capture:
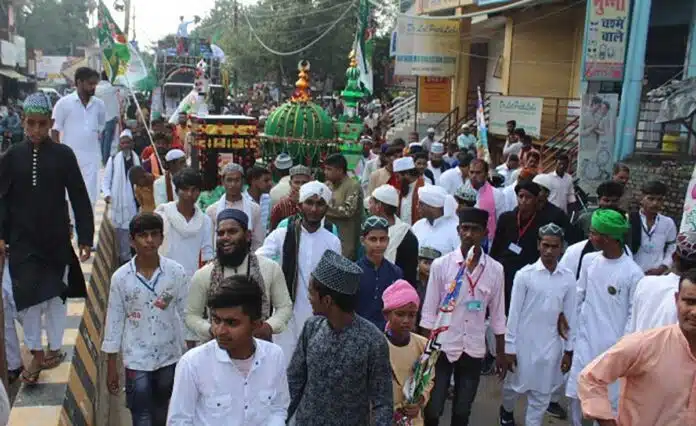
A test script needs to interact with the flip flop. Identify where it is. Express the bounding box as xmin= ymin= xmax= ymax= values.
xmin=41 ymin=351 xmax=66 ymax=370
xmin=20 ymin=369 xmax=41 ymax=385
